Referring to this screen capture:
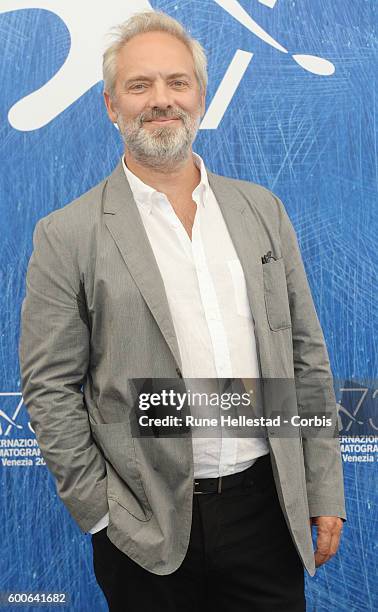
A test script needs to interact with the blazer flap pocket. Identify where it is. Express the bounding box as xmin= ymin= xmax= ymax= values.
xmin=90 ymin=421 xmax=152 ymax=520
xmin=262 ymin=257 xmax=292 ymax=331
